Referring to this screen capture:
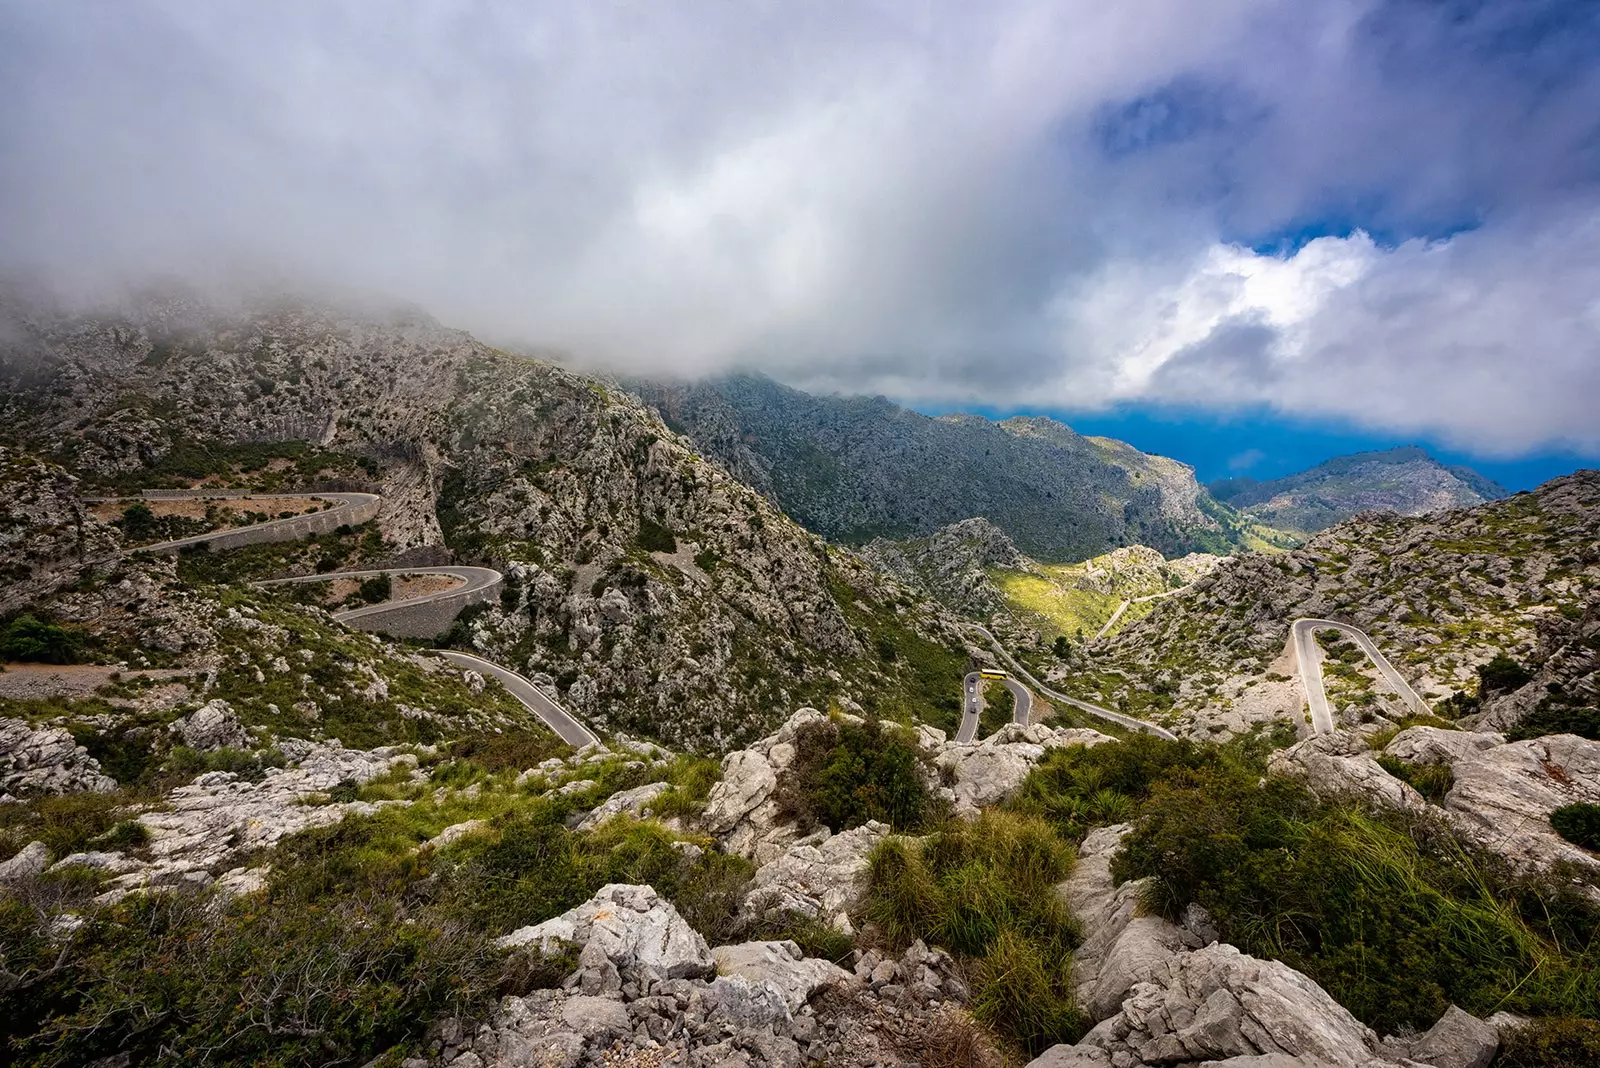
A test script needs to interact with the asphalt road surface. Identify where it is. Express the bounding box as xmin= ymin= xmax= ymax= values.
xmin=256 ymin=566 xmax=503 ymax=626
xmin=957 ymin=671 xmax=1033 ymax=743
xmin=1291 ymin=617 xmax=1431 ymax=735
xmin=967 ymin=624 xmax=1179 ymax=741
xmin=431 ymin=649 xmax=603 ymax=749
xmin=135 ymin=492 xmax=382 ymax=554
